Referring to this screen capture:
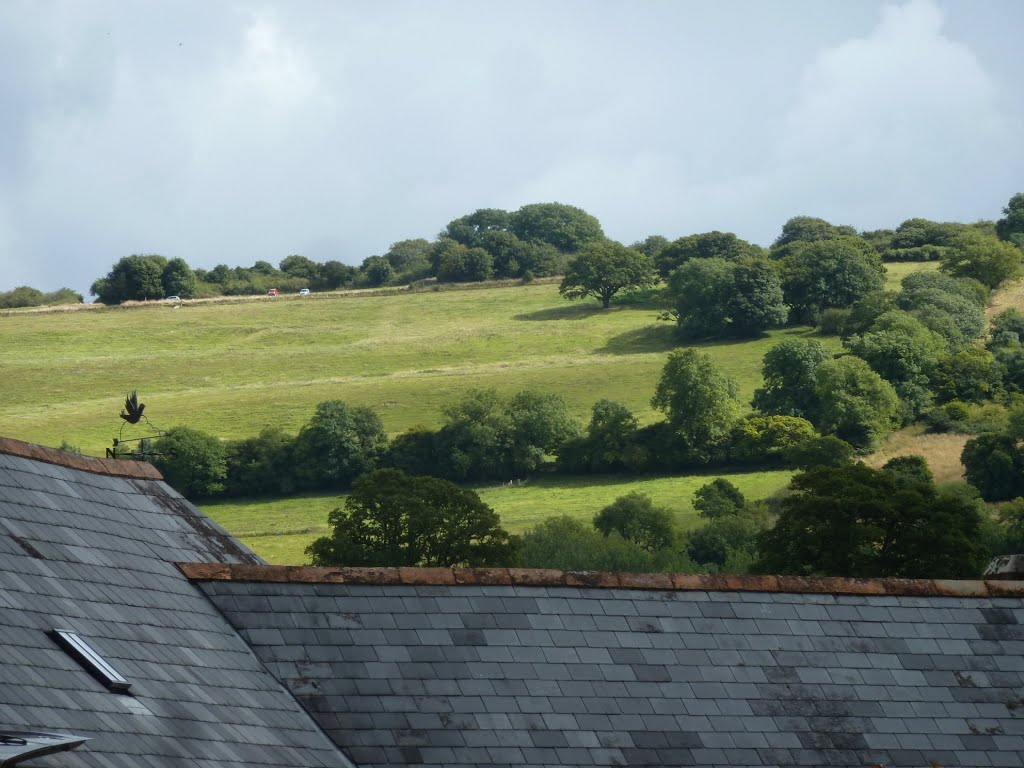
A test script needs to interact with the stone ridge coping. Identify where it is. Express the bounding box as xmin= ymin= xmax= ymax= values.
xmin=0 ymin=436 xmax=163 ymax=481
xmin=177 ymin=563 xmax=1024 ymax=598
